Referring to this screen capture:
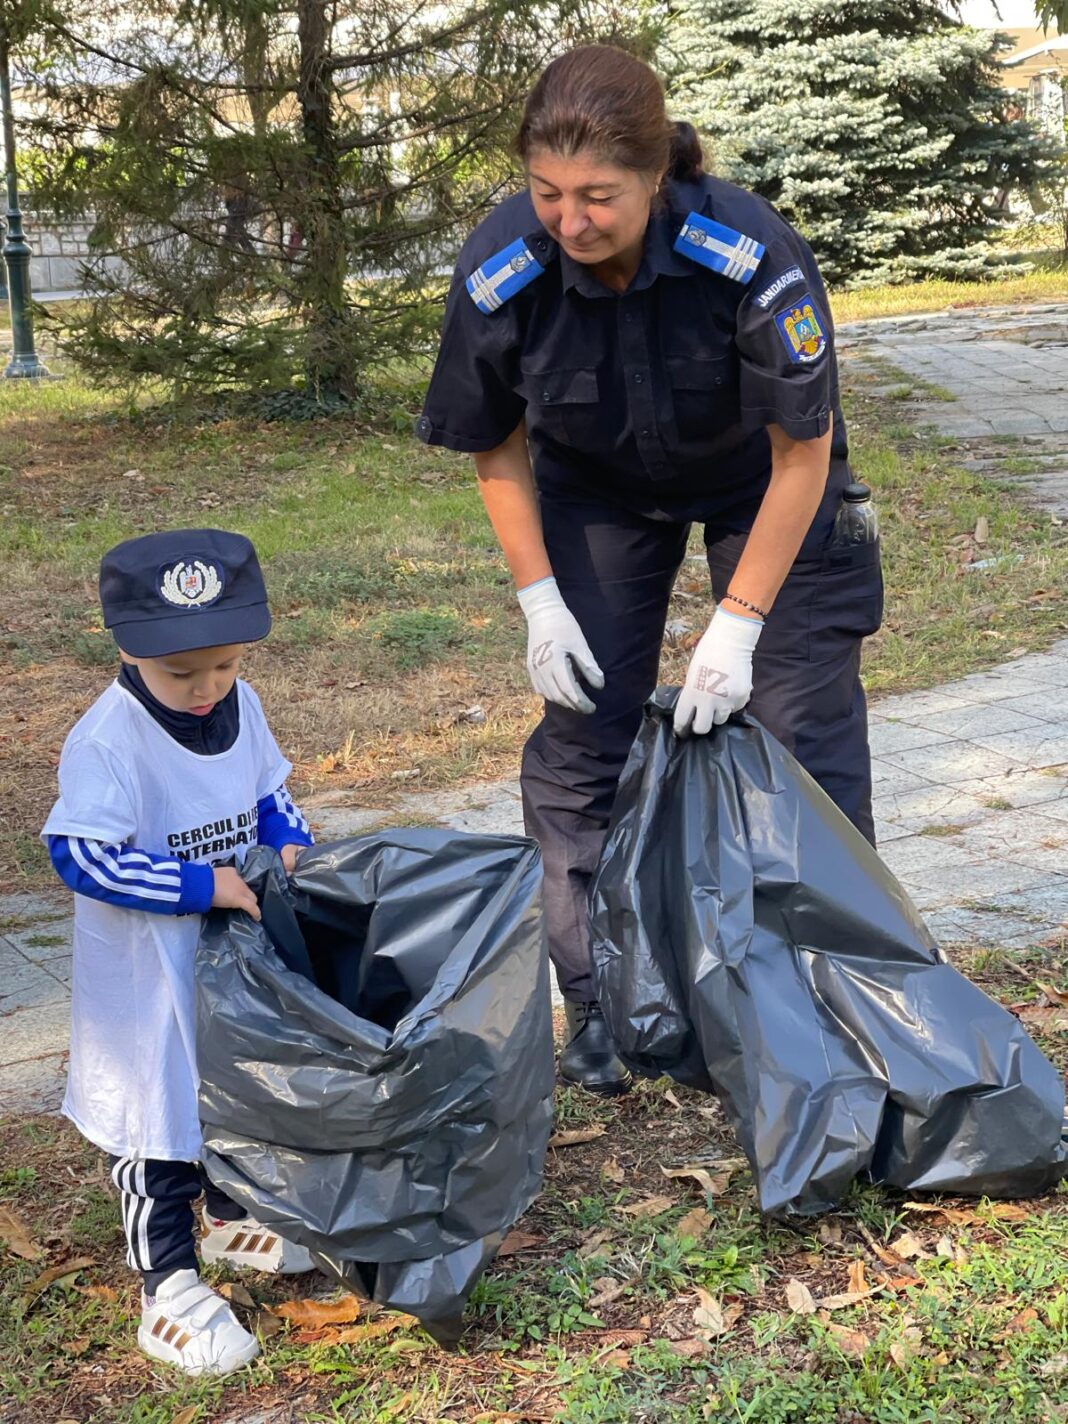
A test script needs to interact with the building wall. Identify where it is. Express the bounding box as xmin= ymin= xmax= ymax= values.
xmin=18 ymin=214 xmax=93 ymax=292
